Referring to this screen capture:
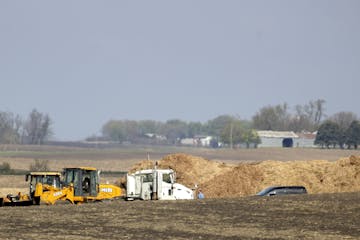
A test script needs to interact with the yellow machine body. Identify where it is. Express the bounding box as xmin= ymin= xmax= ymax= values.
xmin=34 ymin=167 xmax=121 ymax=205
